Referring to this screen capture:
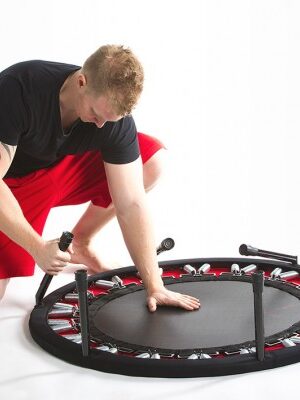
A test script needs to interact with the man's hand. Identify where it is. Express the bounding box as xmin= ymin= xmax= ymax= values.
xmin=32 ymin=239 xmax=72 ymax=275
xmin=147 ymin=287 xmax=201 ymax=312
